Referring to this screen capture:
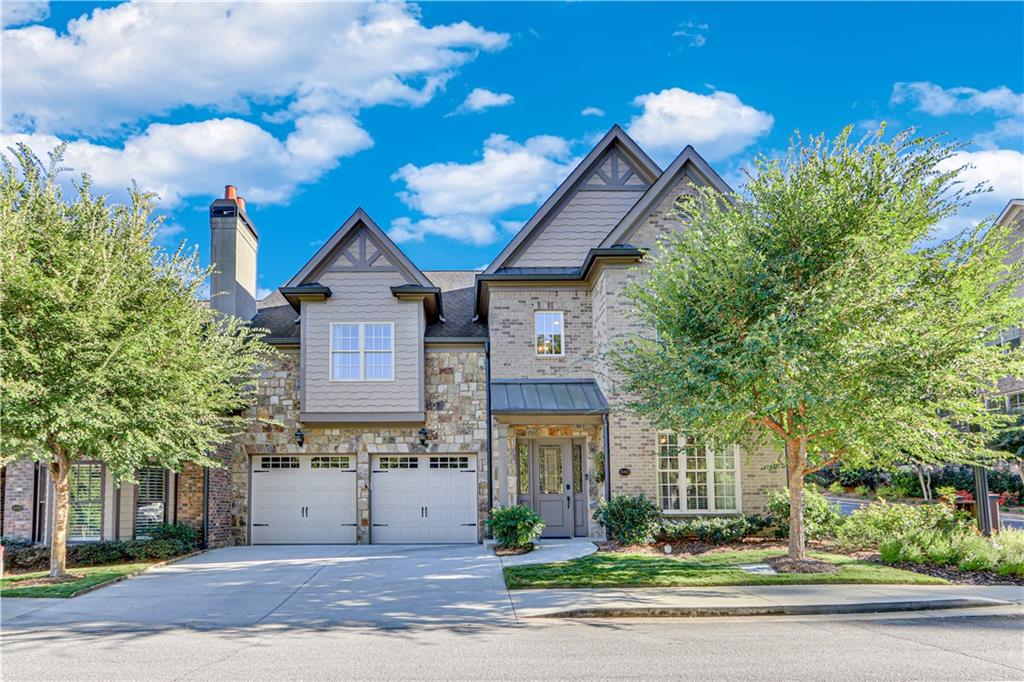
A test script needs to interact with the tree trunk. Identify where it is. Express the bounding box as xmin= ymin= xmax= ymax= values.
xmin=786 ymin=436 xmax=808 ymax=560
xmin=49 ymin=453 xmax=71 ymax=579
xmin=915 ymin=465 xmax=930 ymax=503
